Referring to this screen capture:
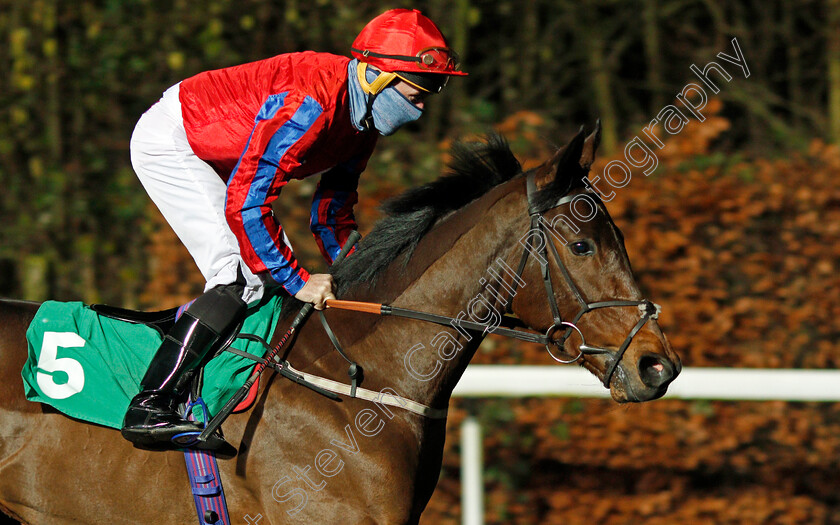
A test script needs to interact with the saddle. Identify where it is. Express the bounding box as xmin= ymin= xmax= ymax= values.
xmin=90 ymin=302 xmax=260 ymax=414
xmin=23 ymin=297 xmax=283 ymax=435
xmin=90 ymin=303 xmax=179 ymax=337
